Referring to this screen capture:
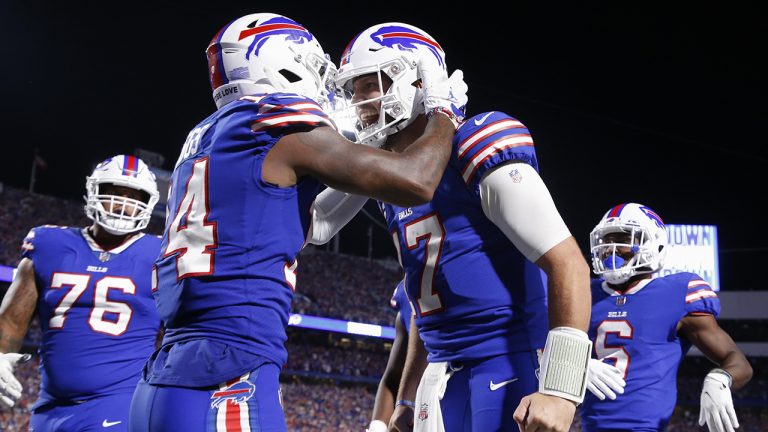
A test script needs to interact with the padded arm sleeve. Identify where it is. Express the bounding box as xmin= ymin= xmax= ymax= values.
xmin=479 ymin=162 xmax=571 ymax=262
xmin=308 ymin=188 xmax=369 ymax=245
